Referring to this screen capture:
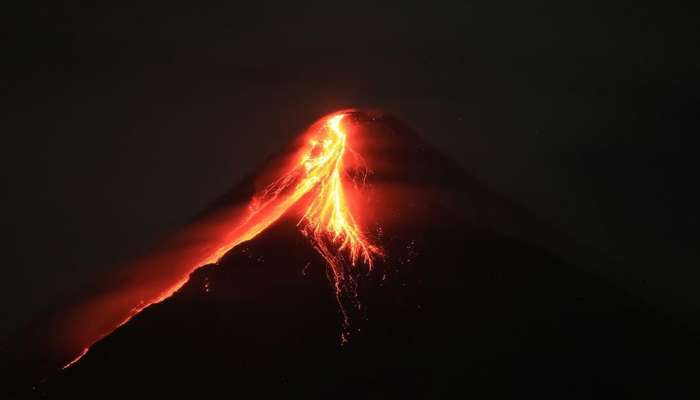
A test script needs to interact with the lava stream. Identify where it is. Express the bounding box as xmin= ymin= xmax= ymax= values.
xmin=63 ymin=112 xmax=381 ymax=369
